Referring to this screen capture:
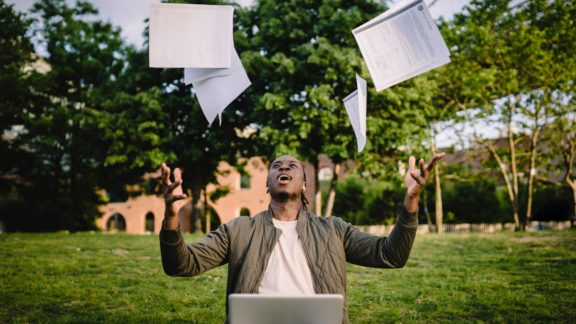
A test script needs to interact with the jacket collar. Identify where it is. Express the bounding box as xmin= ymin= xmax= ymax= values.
xmin=265 ymin=204 xmax=309 ymax=227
